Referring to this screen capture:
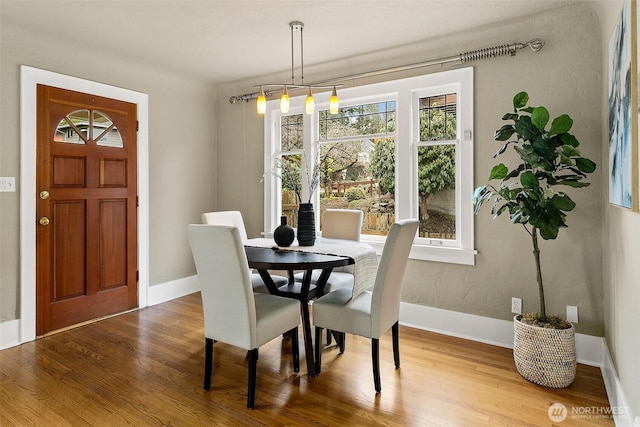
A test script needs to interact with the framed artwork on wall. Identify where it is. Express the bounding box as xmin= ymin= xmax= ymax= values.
xmin=608 ymin=0 xmax=638 ymax=210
